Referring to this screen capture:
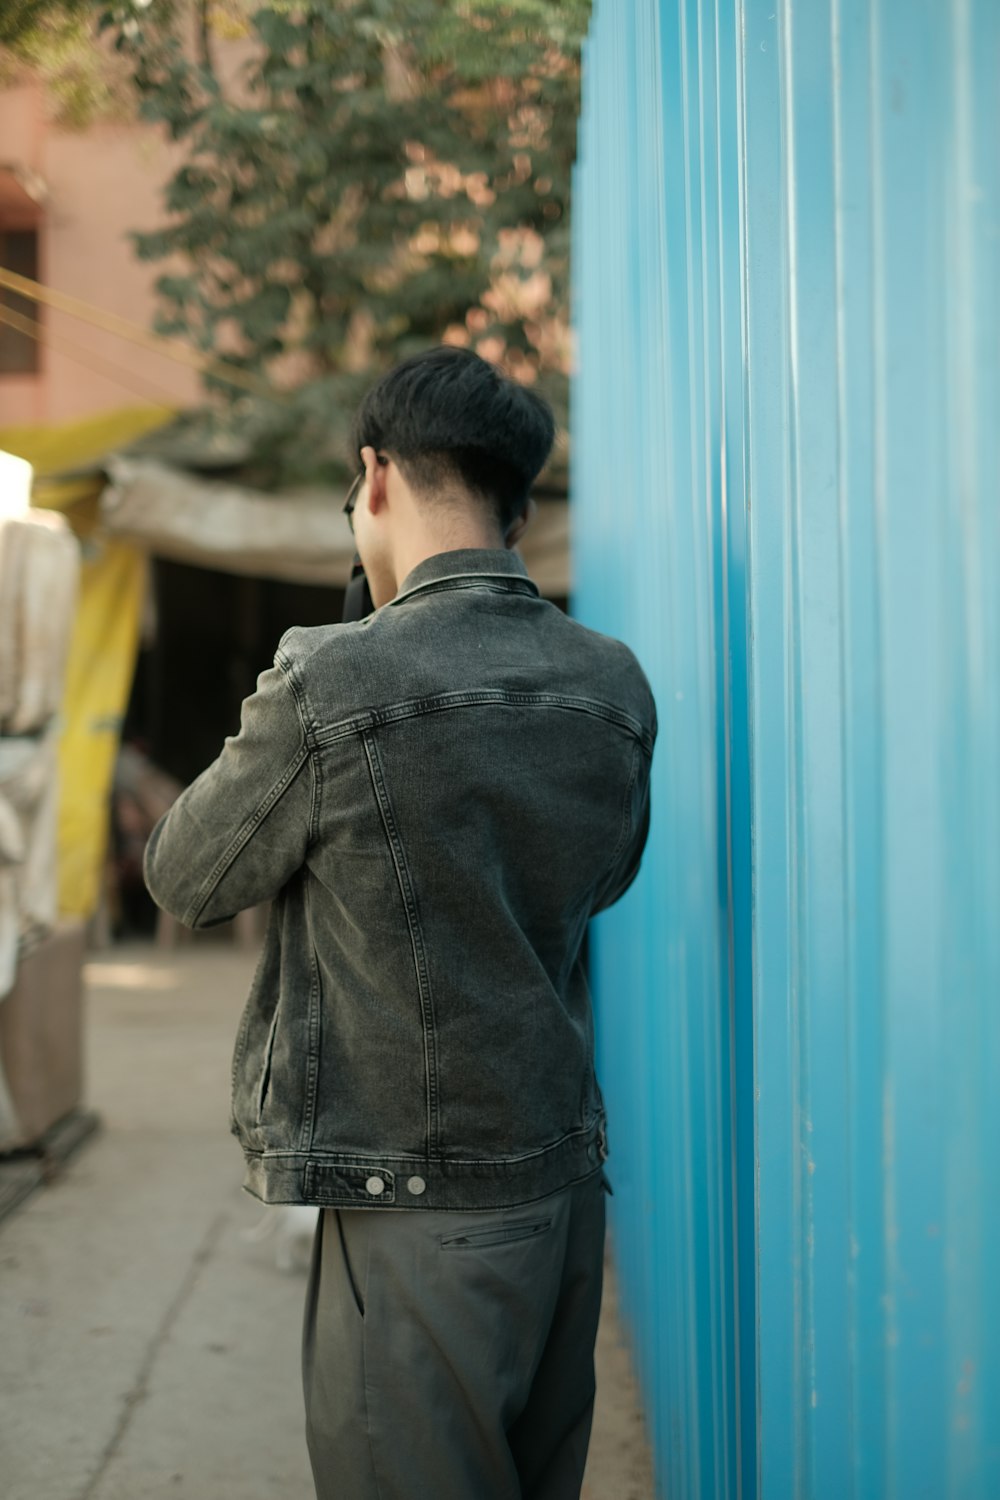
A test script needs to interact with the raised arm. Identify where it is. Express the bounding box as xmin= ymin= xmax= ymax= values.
xmin=143 ymin=656 xmax=315 ymax=928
